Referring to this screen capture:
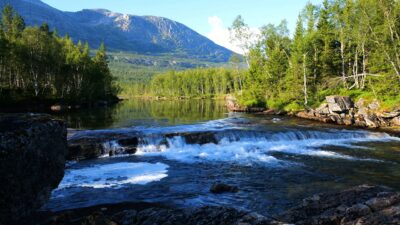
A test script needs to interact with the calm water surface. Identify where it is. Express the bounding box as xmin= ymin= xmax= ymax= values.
xmin=47 ymin=99 xmax=400 ymax=216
